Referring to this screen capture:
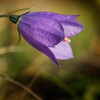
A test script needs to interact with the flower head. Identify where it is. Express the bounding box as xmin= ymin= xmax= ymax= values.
xmin=10 ymin=12 xmax=84 ymax=66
